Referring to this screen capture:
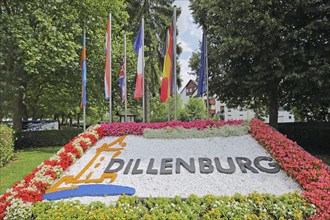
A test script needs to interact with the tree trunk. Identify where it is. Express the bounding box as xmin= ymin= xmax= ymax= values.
xmin=69 ymin=116 xmax=72 ymax=127
xmin=22 ymin=103 xmax=28 ymax=121
xmin=61 ymin=114 xmax=65 ymax=125
xmin=77 ymin=113 xmax=80 ymax=128
xmin=13 ymin=89 xmax=24 ymax=132
xmin=268 ymin=84 xmax=279 ymax=129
